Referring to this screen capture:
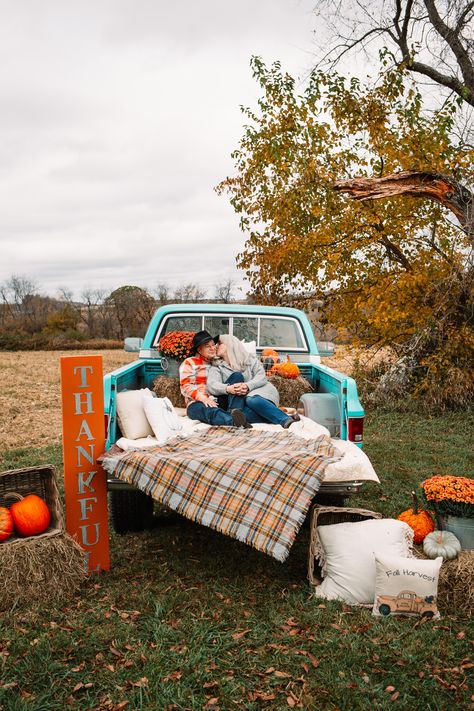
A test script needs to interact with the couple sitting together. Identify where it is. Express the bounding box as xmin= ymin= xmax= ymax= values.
xmin=179 ymin=330 xmax=300 ymax=430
